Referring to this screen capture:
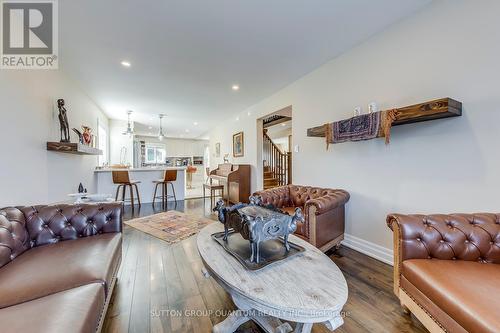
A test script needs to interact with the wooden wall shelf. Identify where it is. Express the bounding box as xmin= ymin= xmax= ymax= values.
xmin=47 ymin=142 xmax=102 ymax=155
xmin=307 ymin=98 xmax=462 ymax=137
